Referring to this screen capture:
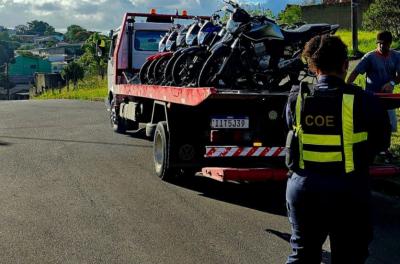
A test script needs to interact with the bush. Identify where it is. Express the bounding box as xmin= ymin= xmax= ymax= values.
xmin=363 ymin=0 xmax=400 ymax=39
